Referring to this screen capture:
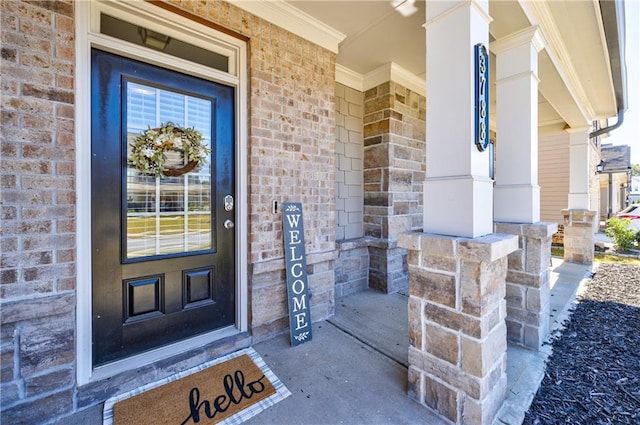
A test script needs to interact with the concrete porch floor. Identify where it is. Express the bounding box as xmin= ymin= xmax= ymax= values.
xmin=245 ymin=258 xmax=592 ymax=425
